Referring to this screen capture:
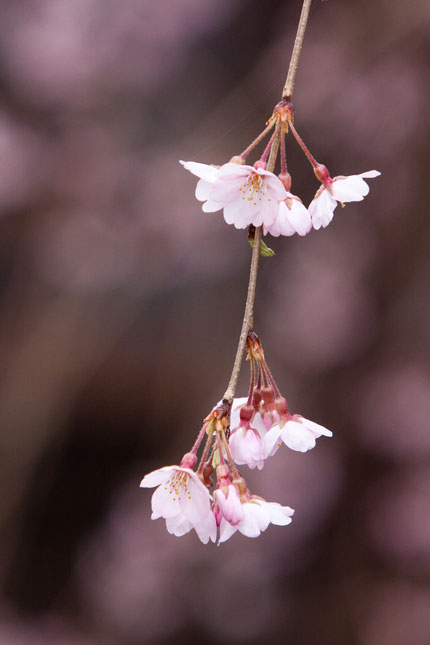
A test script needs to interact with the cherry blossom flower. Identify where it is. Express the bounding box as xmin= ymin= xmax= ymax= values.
xmin=140 ymin=465 xmax=216 ymax=544
xmin=309 ymin=169 xmax=381 ymax=230
xmin=262 ymin=415 xmax=333 ymax=457
xmin=180 ymin=160 xmax=288 ymax=229
xmin=229 ymin=426 xmax=266 ymax=470
xmin=214 ymin=484 xmax=244 ymax=525
xmin=228 ymin=398 xmax=268 ymax=470
xmin=264 ymin=195 xmax=312 ymax=237
xmin=219 ymin=496 xmax=294 ymax=543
